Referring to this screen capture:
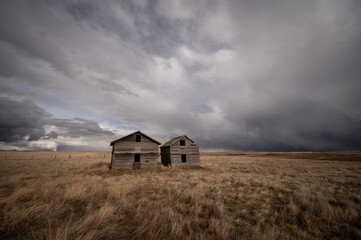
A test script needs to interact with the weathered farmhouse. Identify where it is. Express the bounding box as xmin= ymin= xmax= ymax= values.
xmin=160 ymin=135 xmax=200 ymax=167
xmin=110 ymin=131 xmax=160 ymax=169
